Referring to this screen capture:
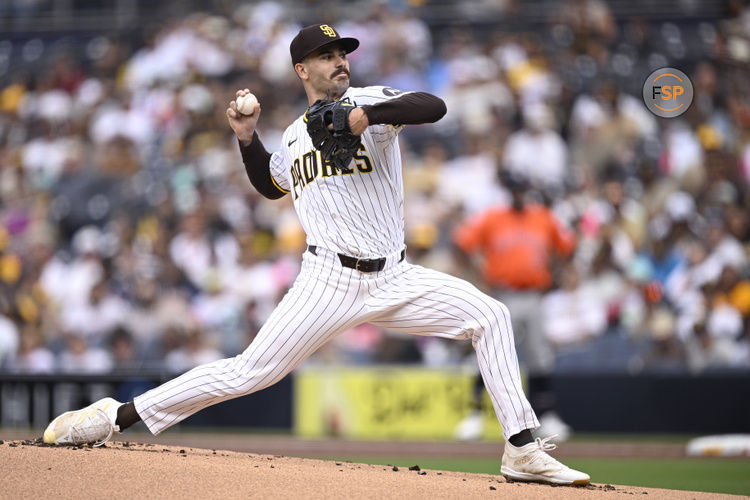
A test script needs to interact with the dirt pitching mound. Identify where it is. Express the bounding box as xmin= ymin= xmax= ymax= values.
xmin=1 ymin=440 xmax=734 ymax=499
